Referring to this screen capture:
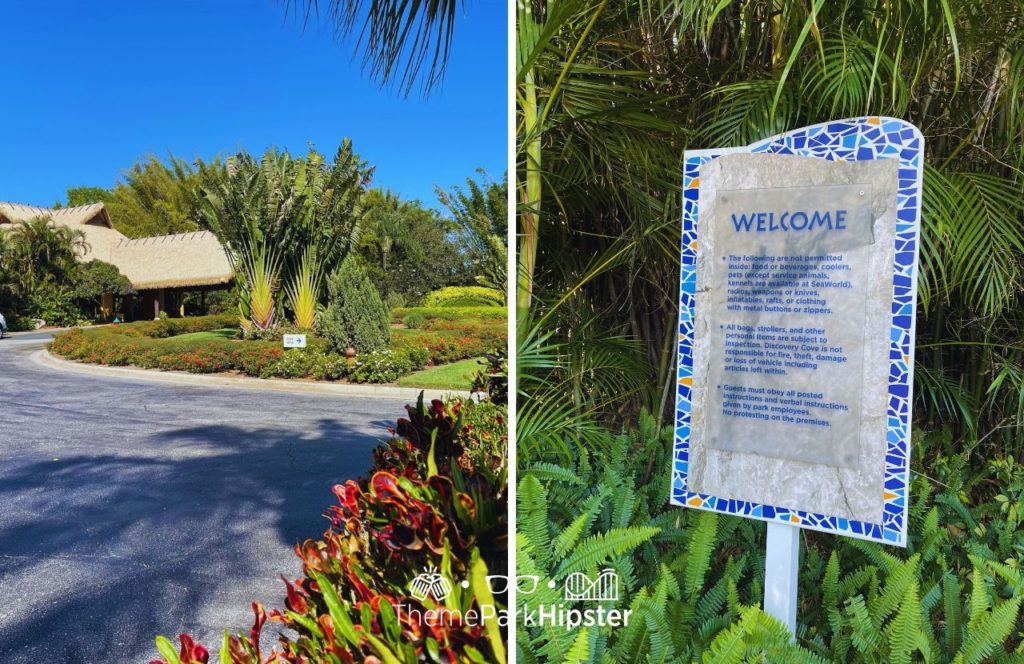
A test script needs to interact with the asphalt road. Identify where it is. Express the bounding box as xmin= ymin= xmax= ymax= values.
xmin=0 ymin=334 xmax=409 ymax=662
